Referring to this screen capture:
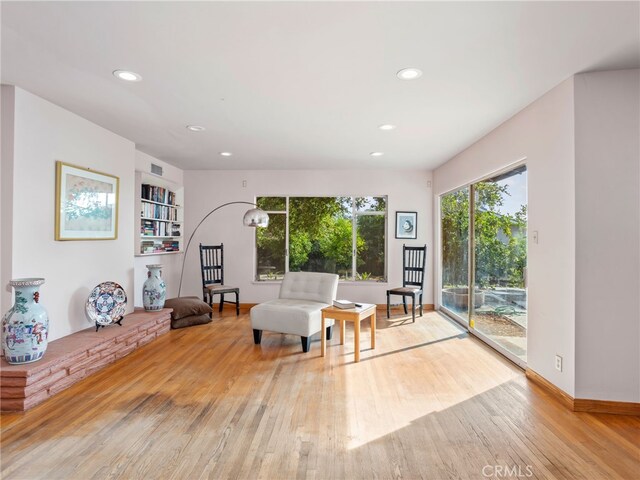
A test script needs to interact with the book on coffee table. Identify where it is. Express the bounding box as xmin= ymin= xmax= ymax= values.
xmin=333 ymin=299 xmax=361 ymax=309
